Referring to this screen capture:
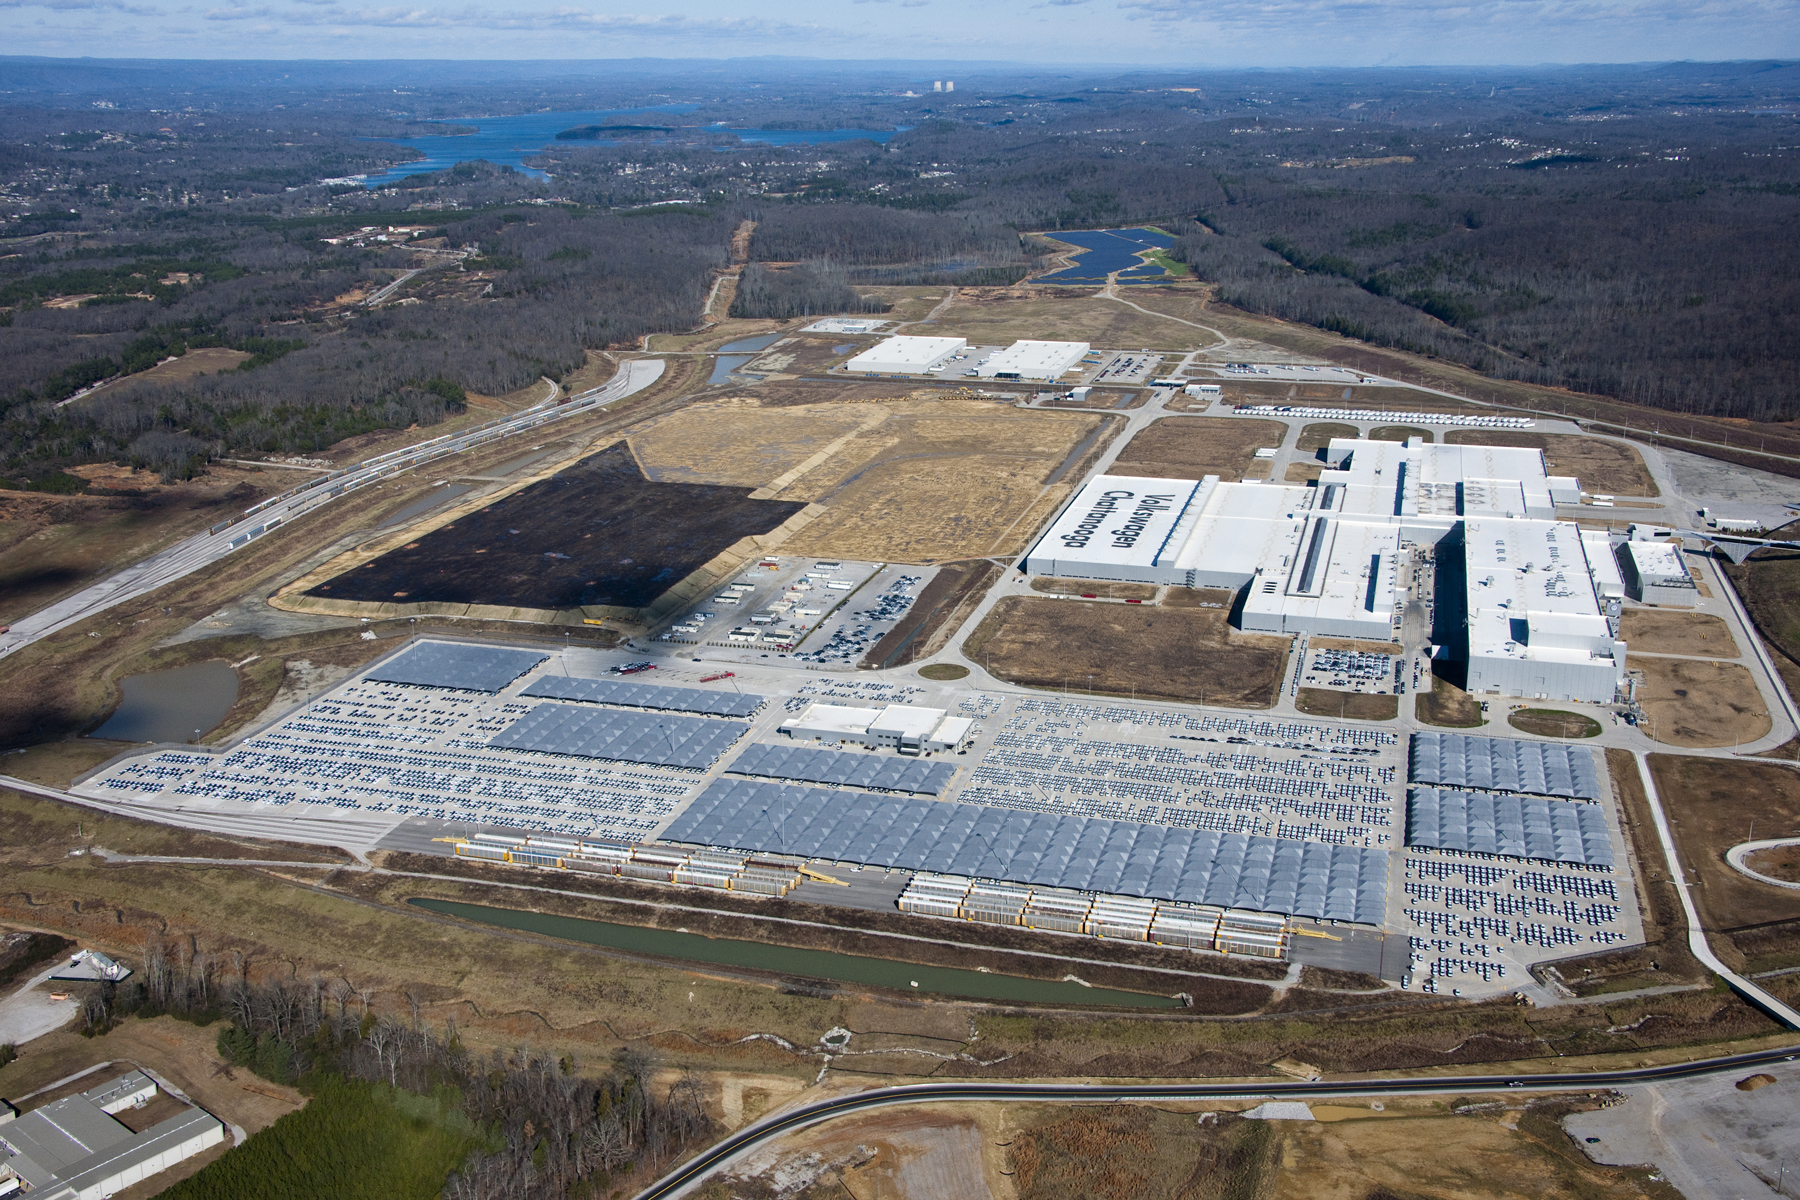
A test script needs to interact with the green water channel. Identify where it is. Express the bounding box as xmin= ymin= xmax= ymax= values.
xmin=408 ymin=898 xmax=1184 ymax=1009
